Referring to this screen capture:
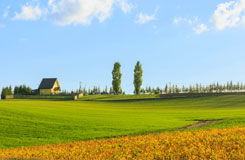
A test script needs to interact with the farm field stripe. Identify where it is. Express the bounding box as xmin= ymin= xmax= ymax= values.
xmin=0 ymin=127 xmax=244 ymax=160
